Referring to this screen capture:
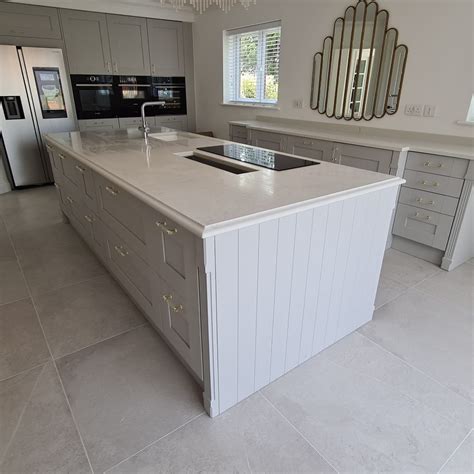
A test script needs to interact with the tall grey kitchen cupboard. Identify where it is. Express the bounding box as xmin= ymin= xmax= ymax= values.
xmin=147 ymin=19 xmax=185 ymax=76
xmin=106 ymin=15 xmax=150 ymax=75
xmin=60 ymin=10 xmax=112 ymax=74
